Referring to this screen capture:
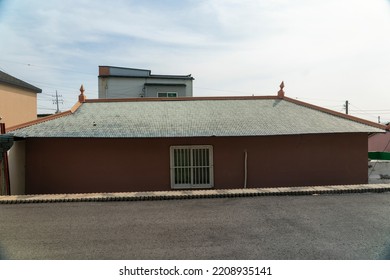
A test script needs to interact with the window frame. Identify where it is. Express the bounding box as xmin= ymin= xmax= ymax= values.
xmin=170 ymin=145 xmax=214 ymax=189
xmin=157 ymin=92 xmax=178 ymax=98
